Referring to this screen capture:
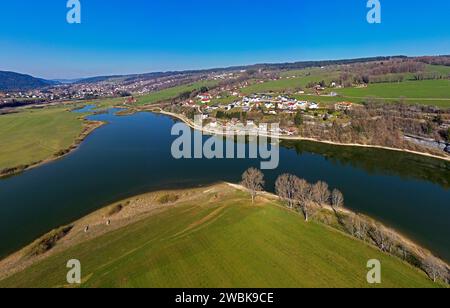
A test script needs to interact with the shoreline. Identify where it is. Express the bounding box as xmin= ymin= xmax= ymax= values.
xmin=0 ymin=105 xmax=448 ymax=276
xmin=155 ymin=109 xmax=450 ymax=163
xmin=2 ymin=104 xmax=447 ymax=180
xmin=0 ymin=182 xmax=447 ymax=283
xmin=0 ymin=119 xmax=105 ymax=179
xmin=226 ymin=183 xmax=444 ymax=262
